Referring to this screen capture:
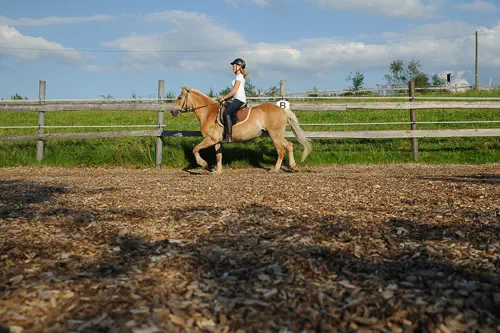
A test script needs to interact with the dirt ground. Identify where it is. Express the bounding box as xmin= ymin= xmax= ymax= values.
xmin=1 ymin=164 xmax=500 ymax=333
